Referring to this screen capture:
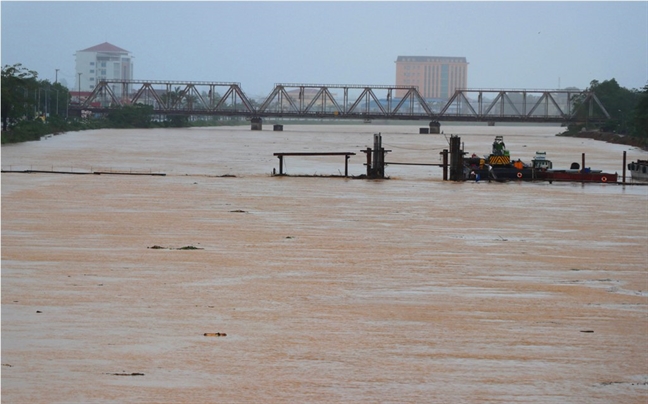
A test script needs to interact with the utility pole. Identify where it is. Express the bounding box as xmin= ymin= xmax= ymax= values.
xmin=55 ymin=68 xmax=59 ymax=84
xmin=77 ymin=73 xmax=82 ymax=103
